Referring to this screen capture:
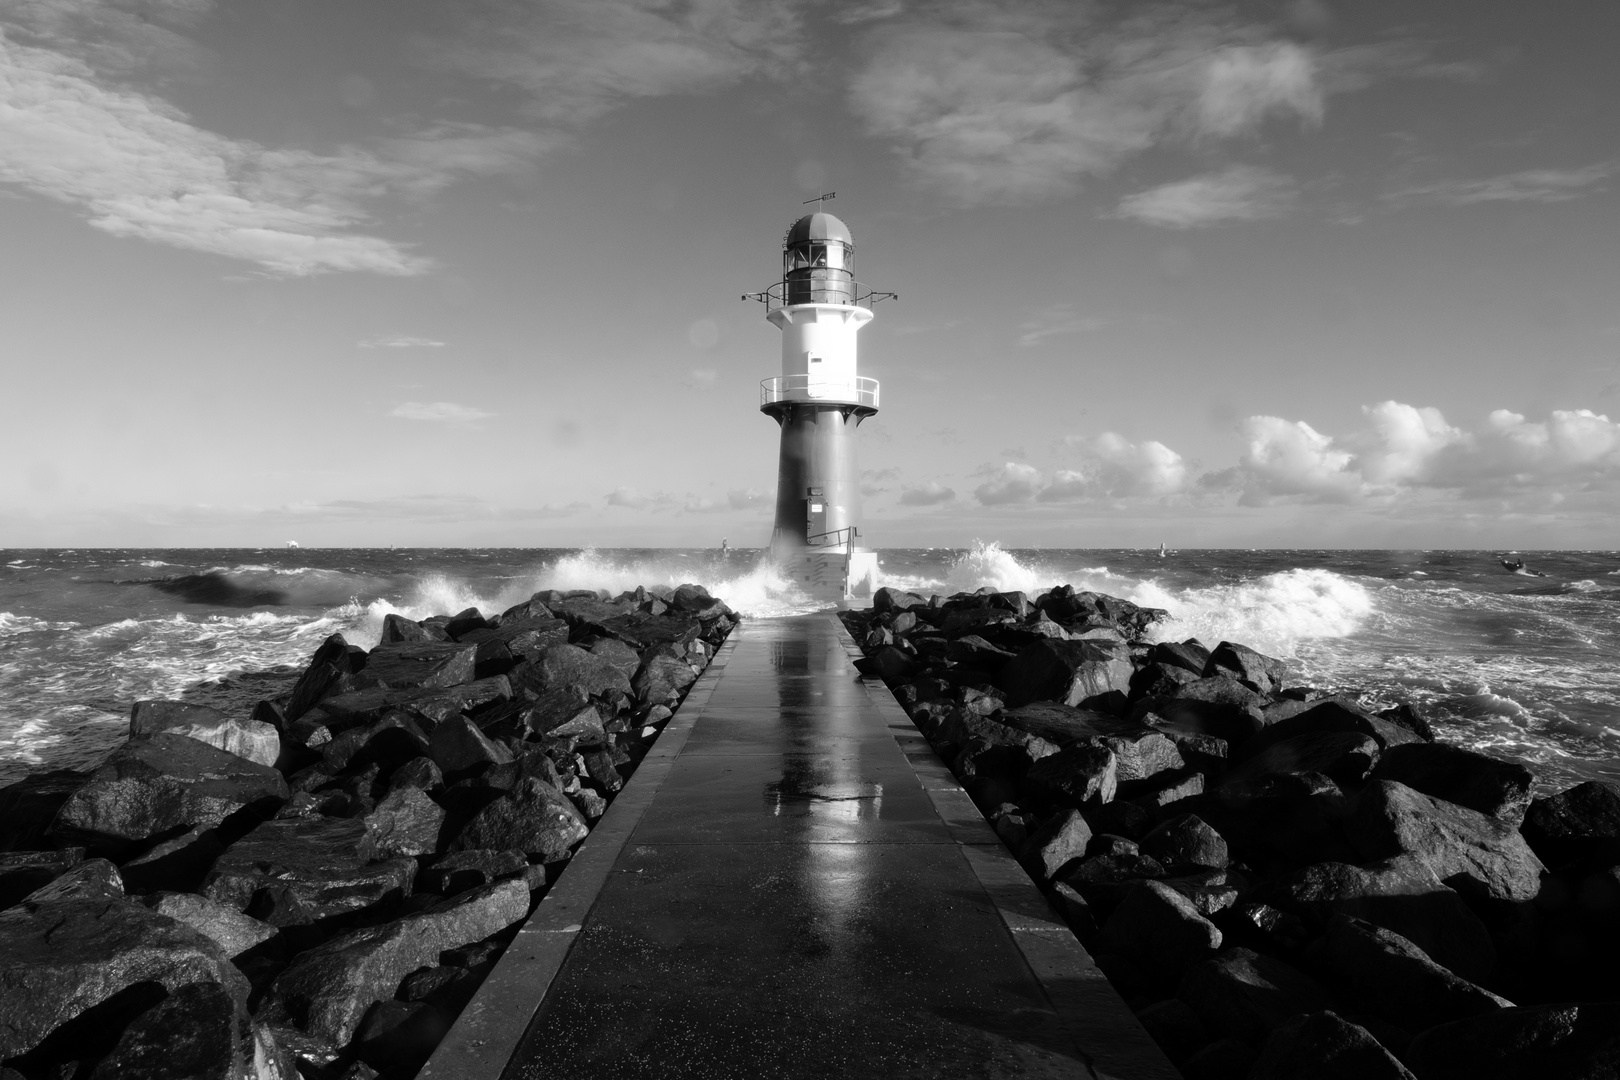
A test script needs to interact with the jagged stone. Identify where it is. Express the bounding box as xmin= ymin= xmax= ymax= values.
xmin=140 ymin=891 xmax=277 ymax=958
xmin=1522 ymin=780 xmax=1620 ymax=869
xmin=509 ymin=643 xmax=633 ymax=700
xmin=1226 ymin=731 xmax=1380 ymax=788
xmin=1096 ymin=880 xmax=1222 ymax=989
xmin=994 ymin=639 xmax=1132 ymax=709
xmin=1307 ymin=914 xmax=1511 ymax=1031
xmin=452 ymin=778 xmax=589 ymax=861
xmin=359 ymin=788 xmax=446 ymax=859
xmin=1024 ymin=742 xmax=1118 ymax=808
xmin=632 ymin=653 xmax=697 ymax=707
xmin=1205 ymin=641 xmax=1287 ymax=694
xmin=203 ymin=817 xmax=416 ymax=927
xmin=386 ymin=756 xmax=444 ymax=795
xmin=1249 ymin=1011 xmax=1416 ymax=1080
xmin=1372 ymin=742 xmax=1534 ymax=826
xmin=417 ymin=849 xmax=528 ymax=895
xmin=84 ymin=980 xmax=271 ymax=1080
xmin=0 ymin=769 xmax=88 ymax=852
xmin=119 ymin=825 xmax=226 ymax=893
xmin=1178 ymin=947 xmax=1335 ymax=1047
xmin=428 ymin=714 xmax=513 ymax=776
xmin=261 ymin=880 xmax=529 ymax=1044
xmin=129 ymin=700 xmax=281 ymax=768
xmin=0 ymin=849 xmax=84 ymax=909
xmin=318 ymin=710 xmax=431 ymax=775
xmin=51 ymin=734 xmax=288 ymax=853
xmin=1405 ymin=1002 xmax=1620 ymax=1080
xmin=16 ymin=858 xmax=122 ymax=908
xmin=1141 ymin=814 xmax=1229 ymax=870
xmin=1020 ymin=809 xmax=1092 ymax=880
xmin=362 ymin=641 xmax=477 ymax=690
